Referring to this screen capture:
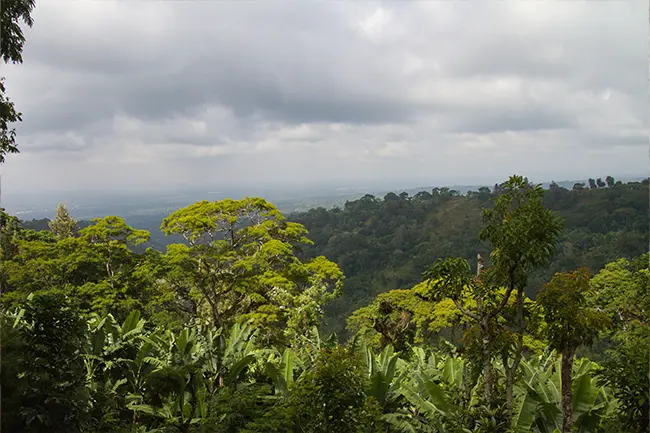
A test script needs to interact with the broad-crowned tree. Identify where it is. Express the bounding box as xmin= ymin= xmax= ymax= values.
xmin=347 ymin=283 xmax=466 ymax=352
xmin=161 ymin=198 xmax=343 ymax=347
